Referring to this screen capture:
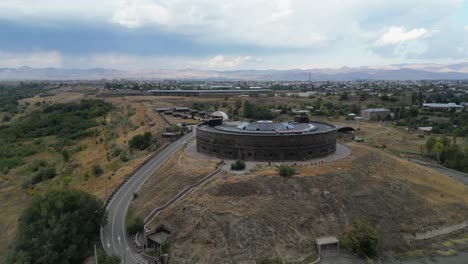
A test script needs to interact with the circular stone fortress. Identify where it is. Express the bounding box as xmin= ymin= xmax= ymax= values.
xmin=196 ymin=116 xmax=337 ymax=161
